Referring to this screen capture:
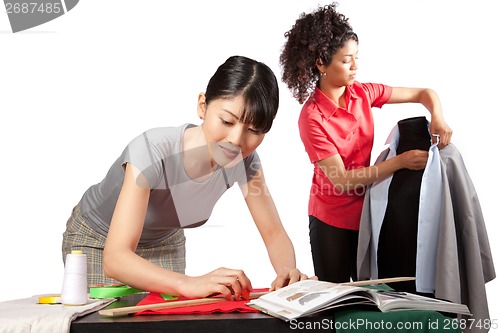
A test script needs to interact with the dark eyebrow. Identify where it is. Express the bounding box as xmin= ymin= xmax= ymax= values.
xmin=222 ymin=109 xmax=240 ymax=120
